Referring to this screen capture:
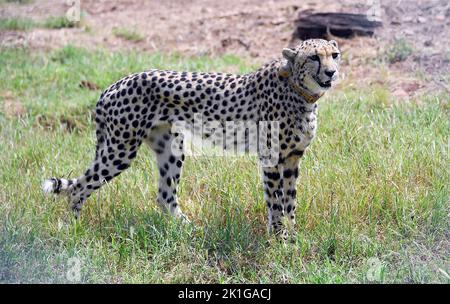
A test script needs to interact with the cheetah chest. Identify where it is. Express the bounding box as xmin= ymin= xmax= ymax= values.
xmin=293 ymin=111 xmax=317 ymax=151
